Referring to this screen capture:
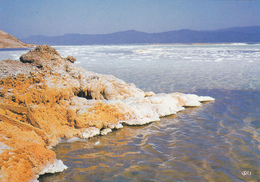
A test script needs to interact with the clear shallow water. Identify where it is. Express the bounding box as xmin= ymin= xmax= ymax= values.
xmin=40 ymin=89 xmax=260 ymax=182
xmin=1 ymin=44 xmax=260 ymax=181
